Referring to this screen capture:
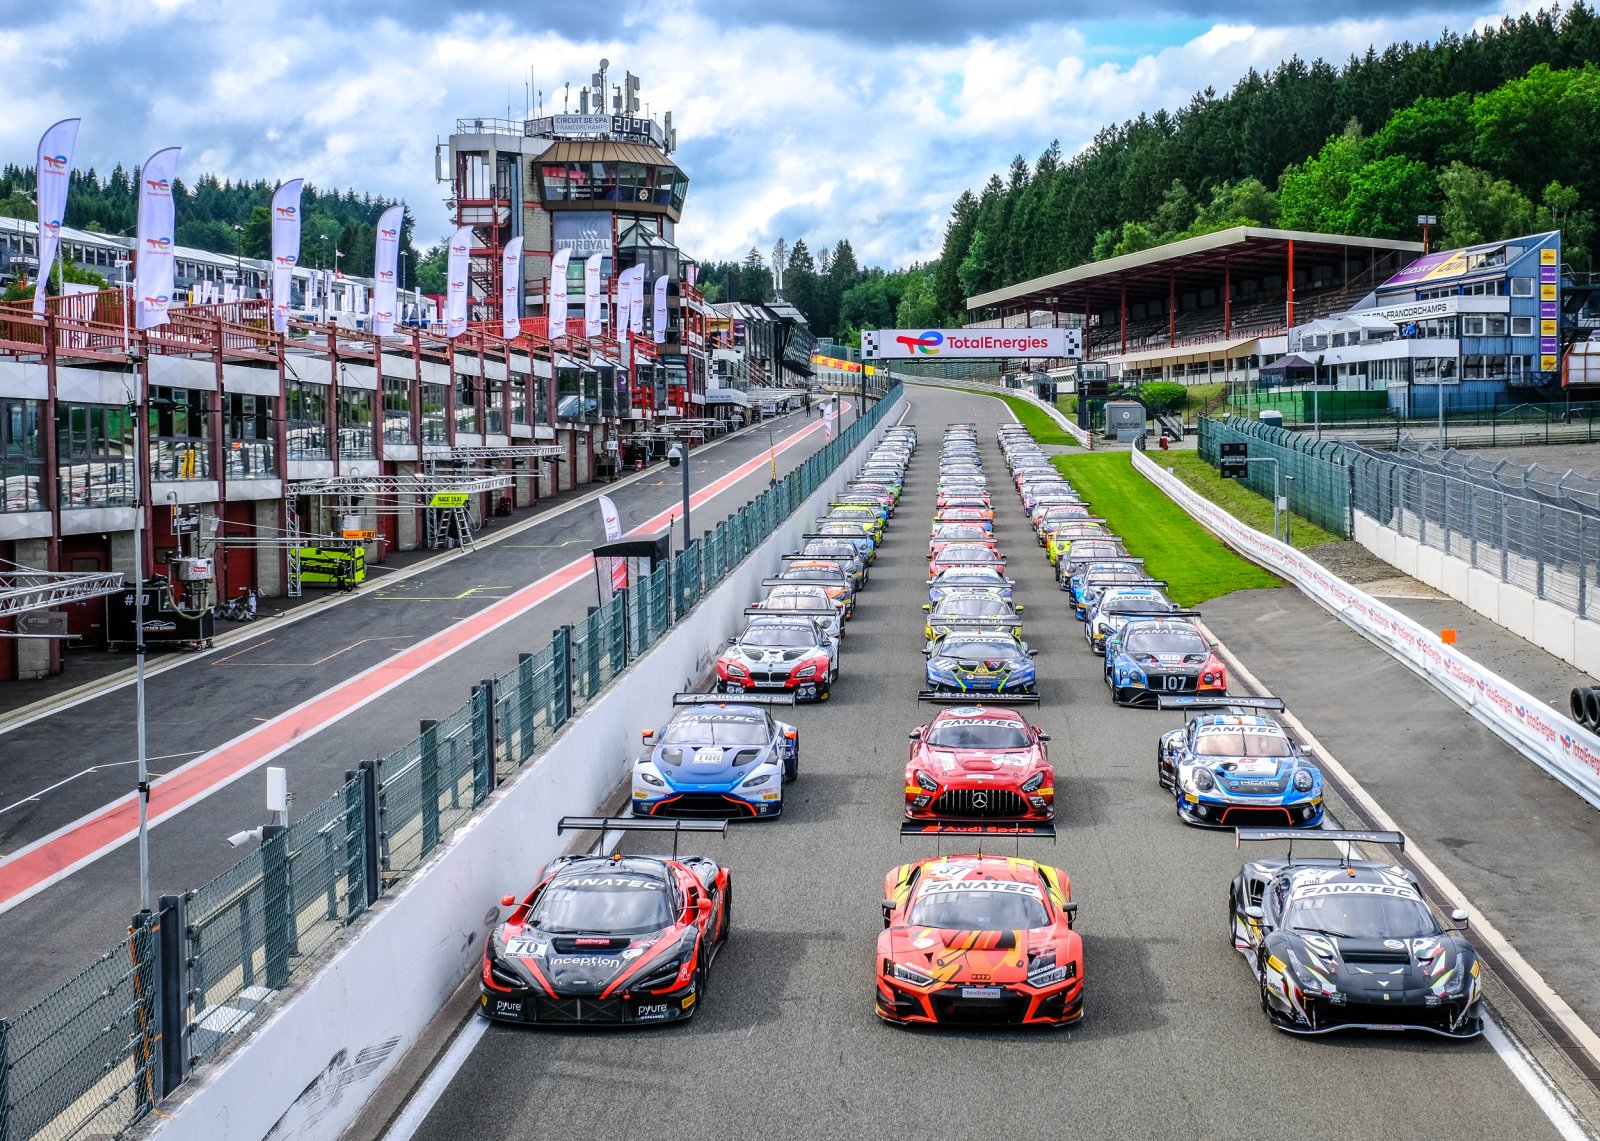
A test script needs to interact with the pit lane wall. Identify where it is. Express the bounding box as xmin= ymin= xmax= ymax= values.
xmin=1130 ymin=448 xmax=1600 ymax=812
xmin=141 ymin=393 xmax=905 ymax=1141
xmin=1351 ymin=511 xmax=1600 ymax=679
